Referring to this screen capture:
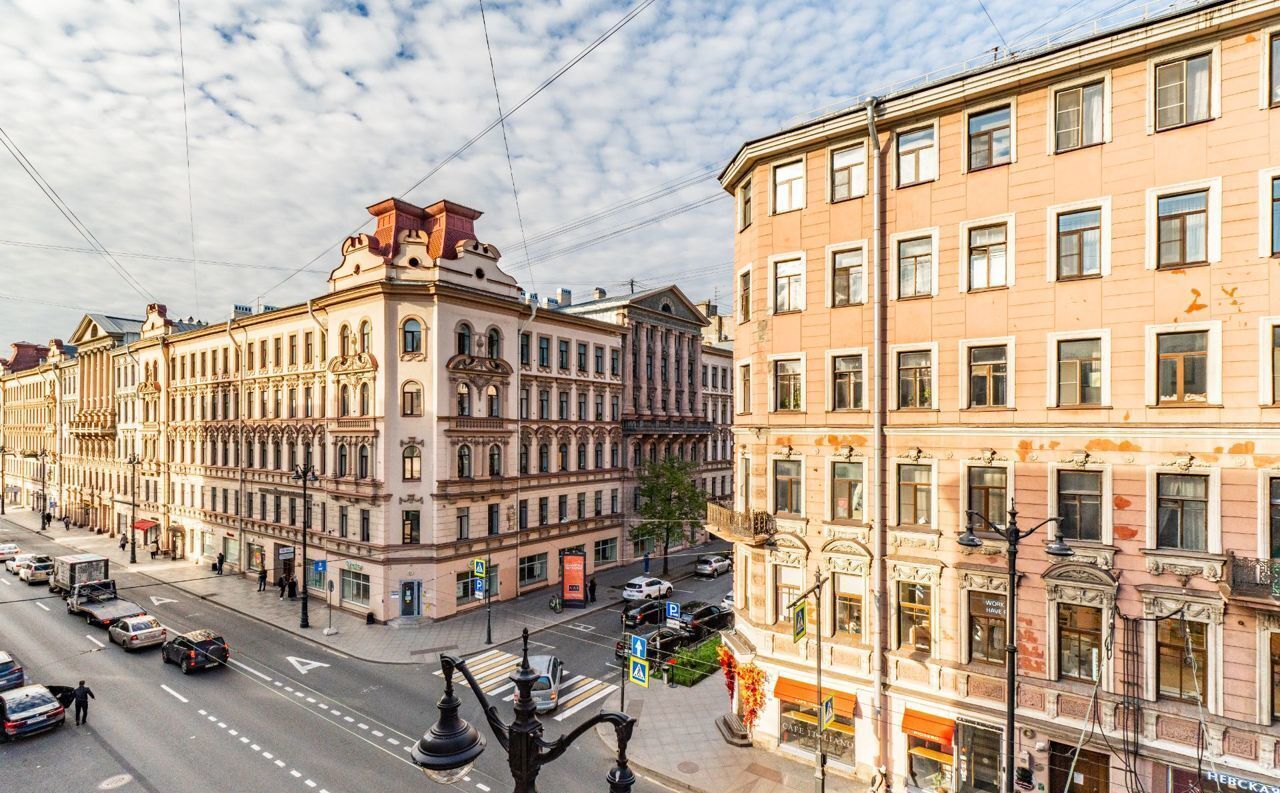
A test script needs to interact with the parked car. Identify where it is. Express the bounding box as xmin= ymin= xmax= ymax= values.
xmin=0 ymin=544 xmax=20 ymax=563
xmin=6 ymin=553 xmax=39 ymax=574
xmin=161 ymin=629 xmax=230 ymax=674
xmin=527 ymin=655 xmax=565 ymax=713
xmin=621 ymin=577 xmax=673 ymax=601
xmin=720 ymin=592 xmax=735 ymax=611
xmin=20 ymin=562 xmax=52 ymax=584
xmin=0 ymin=652 xmax=24 ymax=692
xmin=65 ymin=580 xmax=145 ymax=628
xmin=693 ymin=555 xmax=731 ymax=578
xmin=108 ymin=616 xmax=167 ymax=651
xmin=614 ymin=625 xmax=695 ymax=662
xmin=0 ymin=685 xmax=65 ymax=741
xmin=621 ymin=600 xmax=665 ymax=630
xmin=677 ymin=601 xmax=734 ymax=640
